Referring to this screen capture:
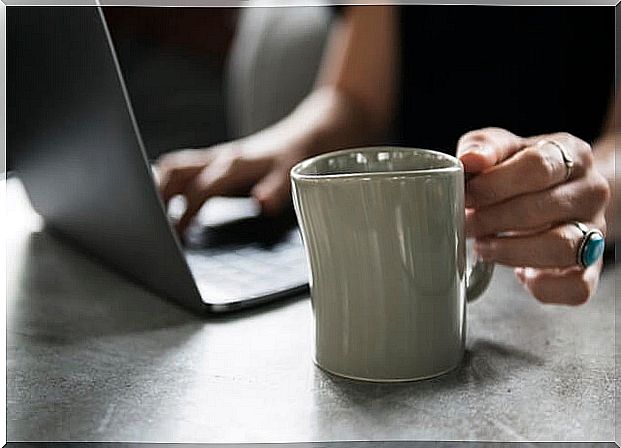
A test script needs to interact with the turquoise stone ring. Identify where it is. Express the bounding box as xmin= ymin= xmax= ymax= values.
xmin=572 ymin=222 xmax=605 ymax=268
